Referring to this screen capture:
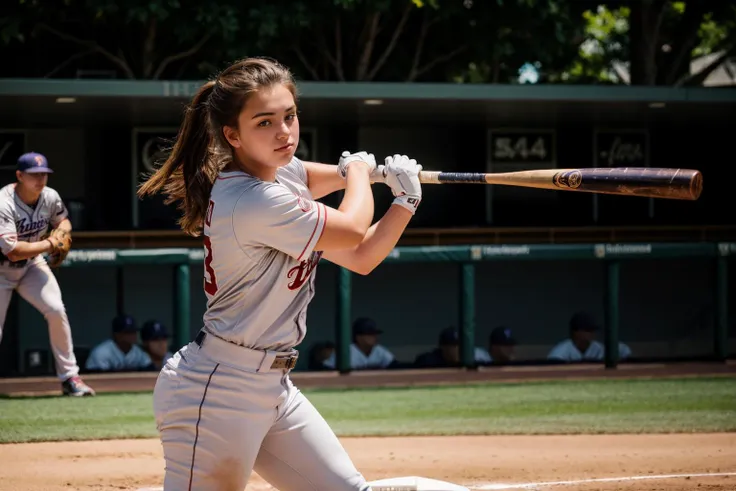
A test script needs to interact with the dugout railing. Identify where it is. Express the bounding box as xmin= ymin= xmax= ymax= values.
xmin=54 ymin=242 xmax=734 ymax=374
xmin=69 ymin=225 xmax=736 ymax=249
